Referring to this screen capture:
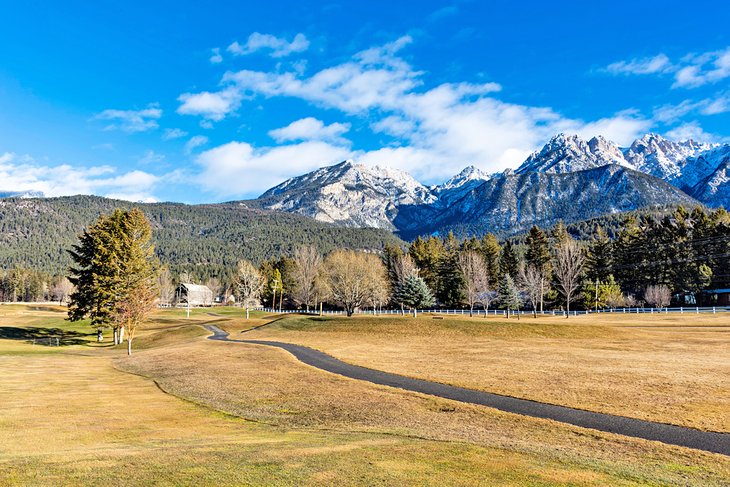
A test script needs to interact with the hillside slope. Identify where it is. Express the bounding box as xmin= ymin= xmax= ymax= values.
xmin=0 ymin=195 xmax=403 ymax=276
